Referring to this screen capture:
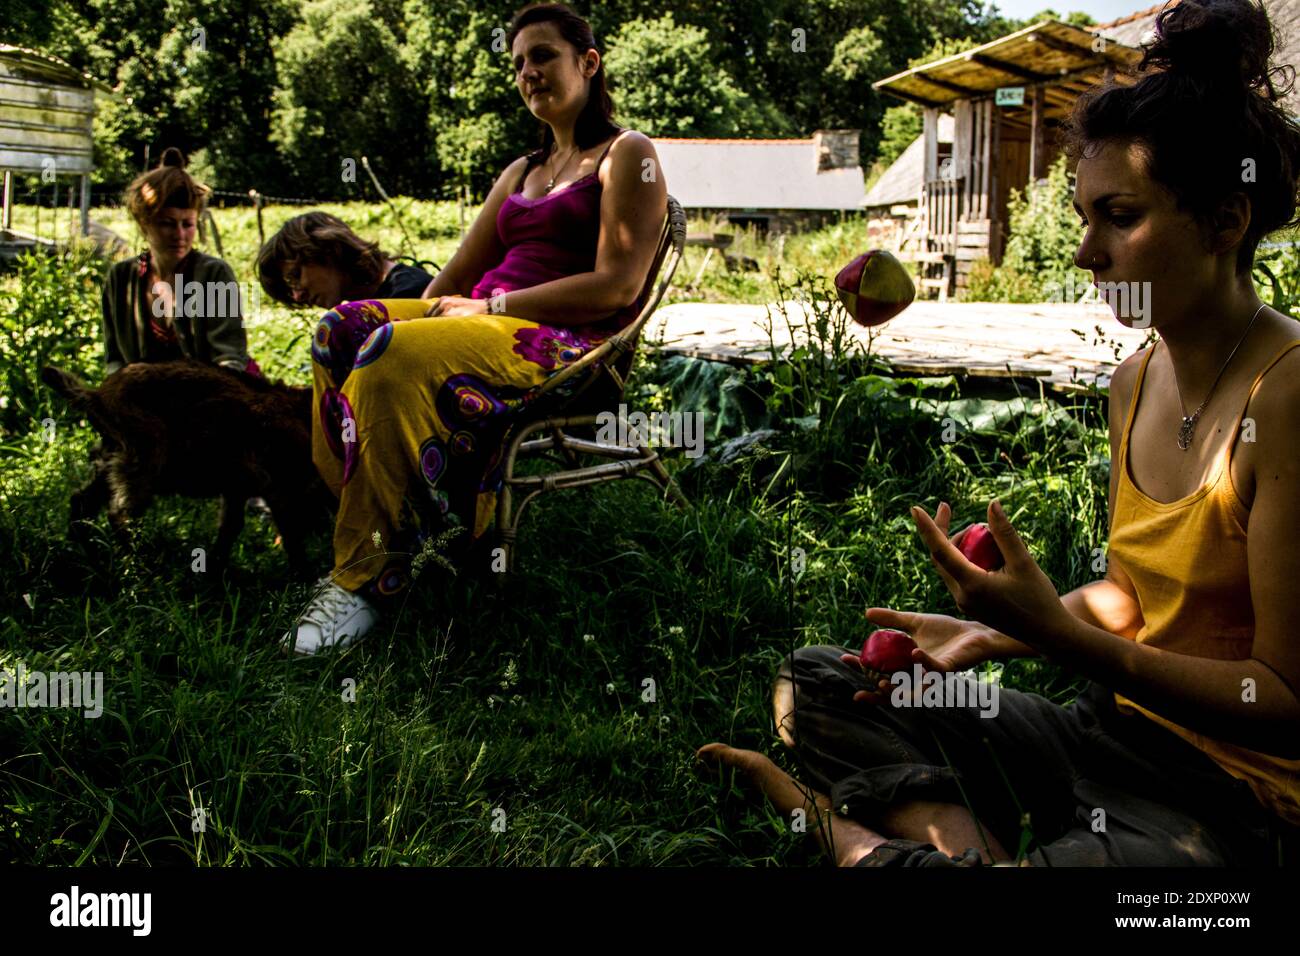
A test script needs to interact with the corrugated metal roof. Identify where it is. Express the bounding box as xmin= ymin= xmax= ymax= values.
xmin=873 ymin=19 xmax=1145 ymax=116
xmin=650 ymin=138 xmax=865 ymax=210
